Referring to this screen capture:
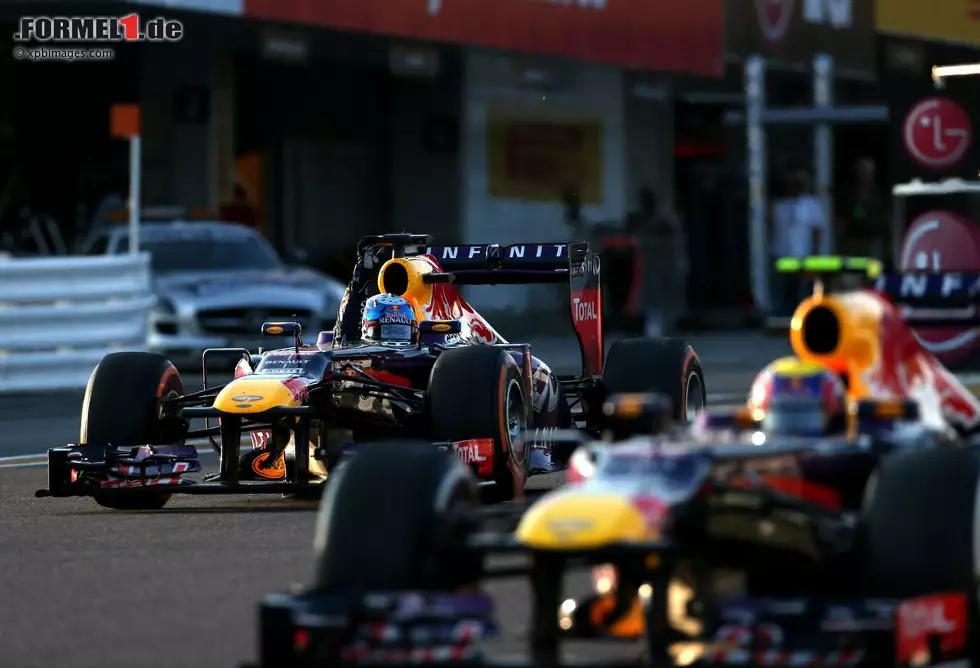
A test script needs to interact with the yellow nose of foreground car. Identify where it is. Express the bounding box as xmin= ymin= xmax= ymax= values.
xmin=213 ymin=377 xmax=302 ymax=414
xmin=515 ymin=490 xmax=655 ymax=550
